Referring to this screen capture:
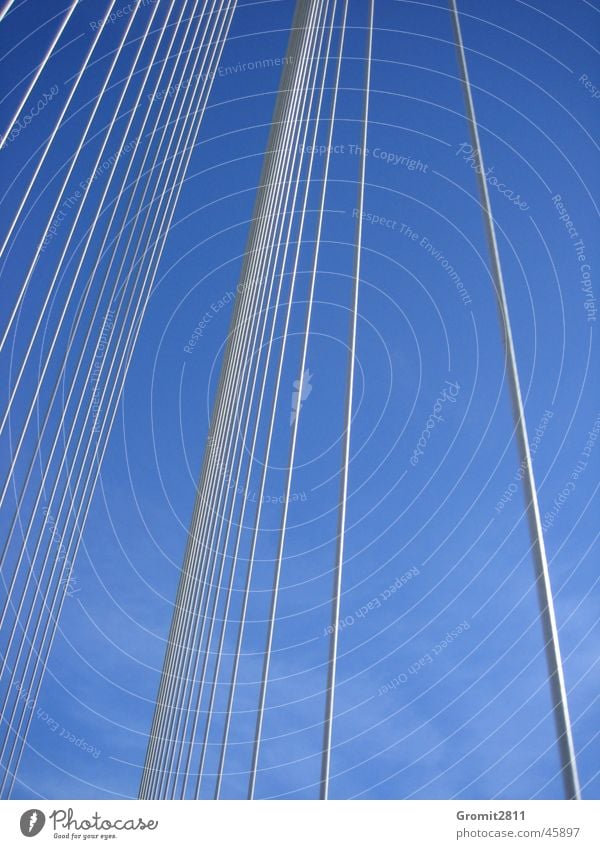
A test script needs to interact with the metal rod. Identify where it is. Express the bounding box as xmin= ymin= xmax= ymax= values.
xmin=449 ymin=0 xmax=580 ymax=801
xmin=320 ymin=0 xmax=374 ymax=802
